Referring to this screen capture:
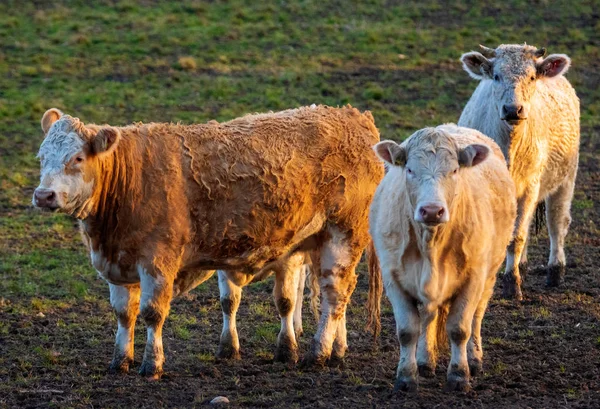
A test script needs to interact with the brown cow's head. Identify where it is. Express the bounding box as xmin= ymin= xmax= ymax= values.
xmin=374 ymin=126 xmax=489 ymax=227
xmin=33 ymin=108 xmax=121 ymax=218
xmin=461 ymin=44 xmax=571 ymax=125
